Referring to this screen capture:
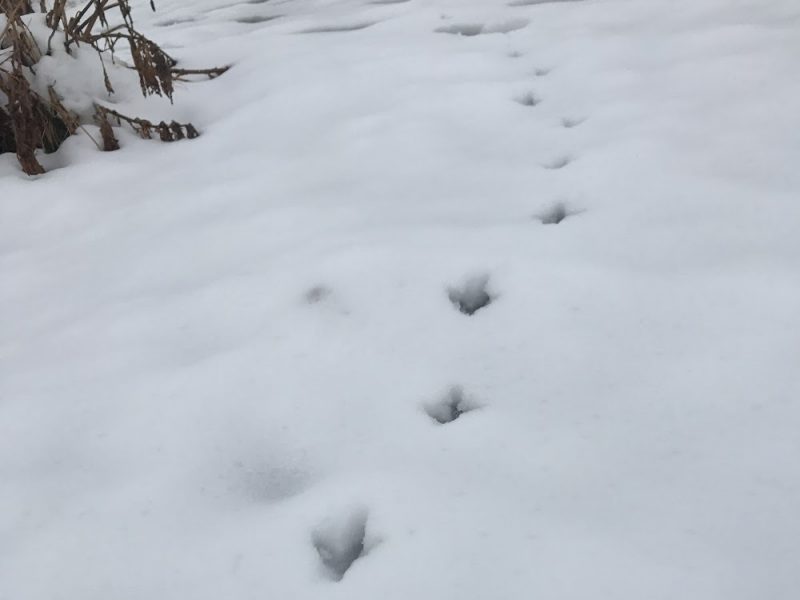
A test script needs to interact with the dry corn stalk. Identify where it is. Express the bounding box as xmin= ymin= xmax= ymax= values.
xmin=0 ymin=0 xmax=228 ymax=174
